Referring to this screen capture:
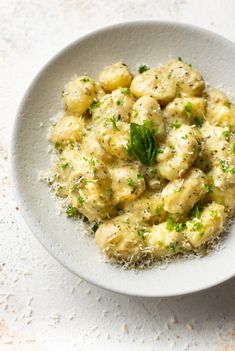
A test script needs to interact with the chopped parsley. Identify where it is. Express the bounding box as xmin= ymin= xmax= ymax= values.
xmin=66 ymin=205 xmax=78 ymax=217
xmin=186 ymin=219 xmax=204 ymax=236
xmin=88 ymin=100 xmax=101 ymax=113
xmin=131 ymin=109 xmax=138 ymax=118
xmin=184 ymin=101 xmax=193 ymax=118
xmin=105 ymin=115 xmax=120 ymax=131
xmin=150 ymin=167 xmax=157 ymax=175
xmin=127 ymin=178 xmax=136 ymax=191
xmin=137 ymin=173 xmax=144 ymax=179
xmin=54 ymin=142 xmax=61 ymax=150
xmin=166 ymin=216 xmax=184 ymax=232
xmin=224 ymin=101 xmax=232 ymax=108
xmin=78 ymin=195 xmax=85 ymax=207
xmin=169 ymin=241 xmax=177 ymax=252
xmin=138 ymin=65 xmax=149 ymax=74
xmin=182 ymin=134 xmax=188 ymax=140
xmin=205 ymin=184 xmax=213 ymax=193
xmin=191 ymin=205 xmax=201 ymax=219
xmin=178 ymin=57 xmax=183 ymax=62
xmin=170 ymin=120 xmax=181 ymax=129
xmin=83 ymin=156 xmax=95 ymax=167
xmin=194 ymin=116 xmax=202 ymax=127
xmin=210 ymin=209 xmax=217 ymax=218
xmin=61 ymin=162 xmax=70 ymax=170
xmin=222 ymin=125 xmax=232 ymax=139
xmin=120 ymin=87 xmax=130 ymax=96
xmin=61 ymin=90 xmax=65 ymax=97
xmin=137 ymin=229 xmax=145 ymax=239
